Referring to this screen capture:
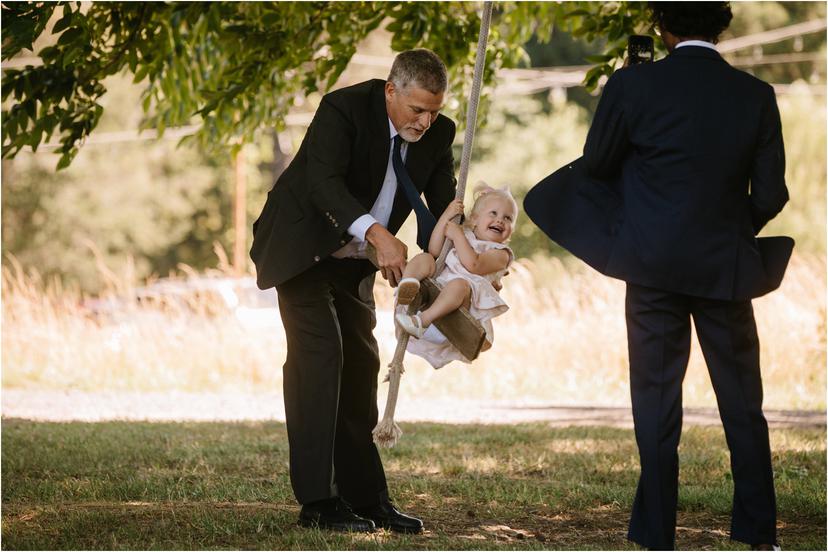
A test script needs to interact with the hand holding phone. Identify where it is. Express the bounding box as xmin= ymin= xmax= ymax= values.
xmin=627 ymin=35 xmax=654 ymax=65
